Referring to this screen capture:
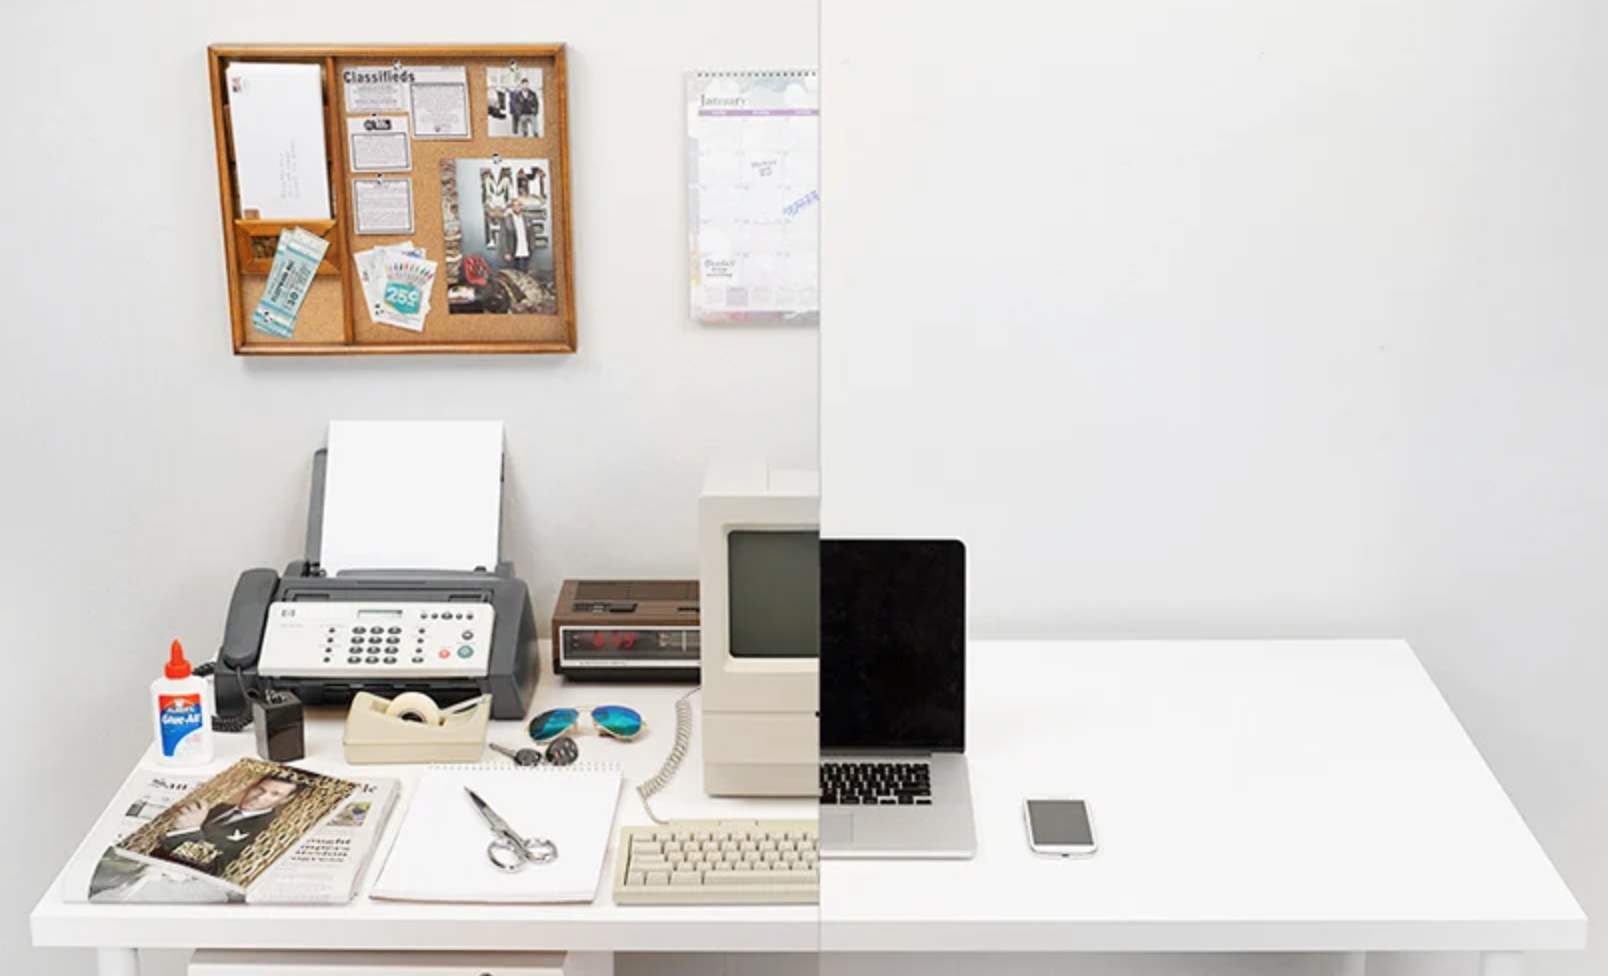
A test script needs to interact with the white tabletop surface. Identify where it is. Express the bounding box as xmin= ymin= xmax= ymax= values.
xmin=34 ymin=638 xmax=1586 ymax=958
xmin=32 ymin=643 xmax=817 ymax=953
xmin=819 ymin=639 xmax=1586 ymax=953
